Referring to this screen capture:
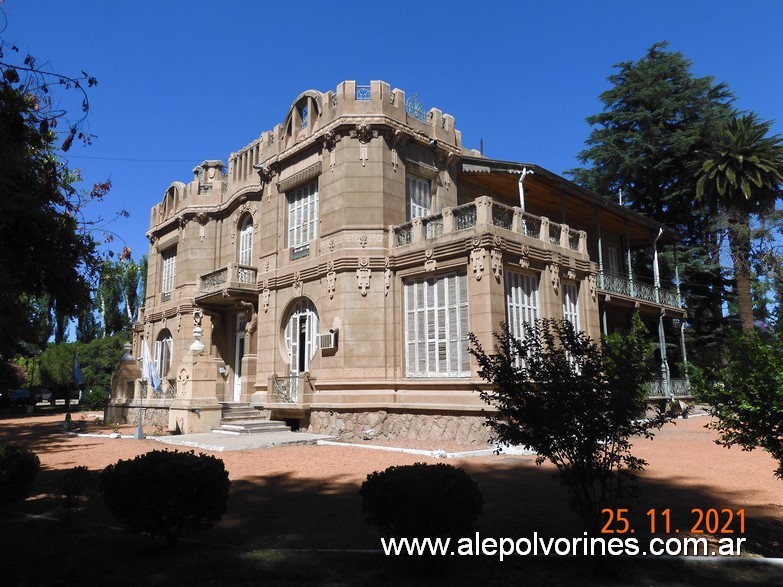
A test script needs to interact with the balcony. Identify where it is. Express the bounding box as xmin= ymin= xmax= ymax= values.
xmin=195 ymin=262 xmax=258 ymax=307
xmin=389 ymin=196 xmax=587 ymax=255
xmin=598 ymin=272 xmax=682 ymax=309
